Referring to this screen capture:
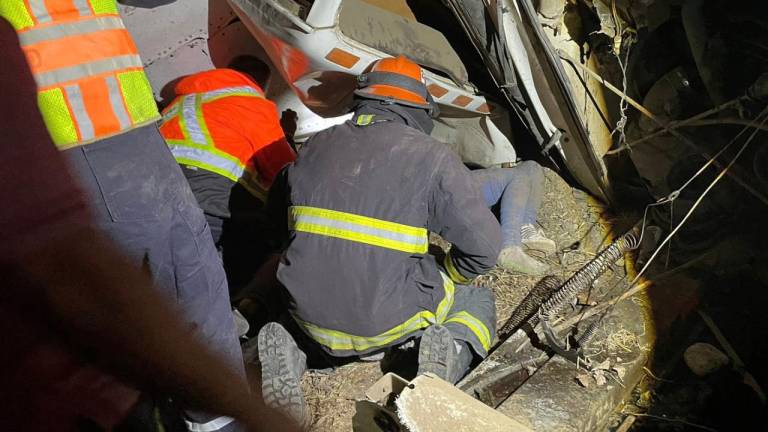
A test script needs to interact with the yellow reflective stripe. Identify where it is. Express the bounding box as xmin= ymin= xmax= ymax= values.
xmin=356 ymin=114 xmax=374 ymax=125
xmin=89 ymin=0 xmax=119 ymax=15
xmin=38 ymin=87 xmax=79 ymax=146
xmin=0 ymin=2 xmax=34 ymax=30
xmin=445 ymin=311 xmax=492 ymax=351
xmin=117 ymin=70 xmax=160 ymax=125
xmin=289 ymin=206 xmax=428 ymax=254
xmin=297 ymin=275 xmax=456 ymax=352
xmin=443 ymin=253 xmax=472 ymax=284
xmin=435 ymin=272 xmax=455 ymax=322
